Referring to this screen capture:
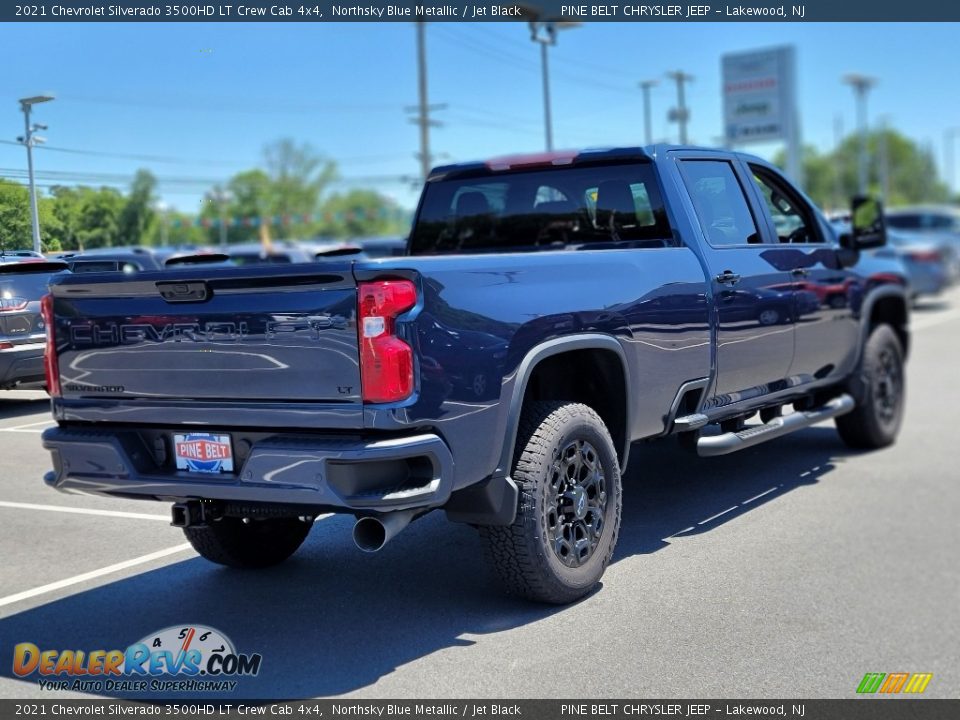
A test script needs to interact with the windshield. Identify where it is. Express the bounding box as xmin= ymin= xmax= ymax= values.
xmin=409 ymin=163 xmax=672 ymax=255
